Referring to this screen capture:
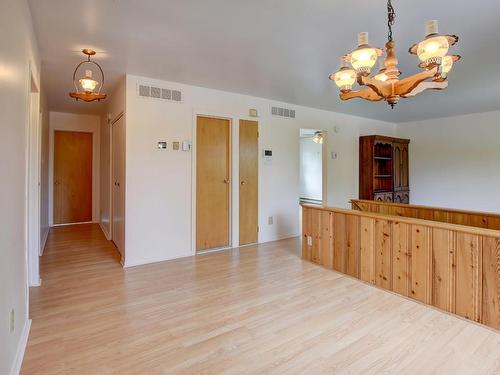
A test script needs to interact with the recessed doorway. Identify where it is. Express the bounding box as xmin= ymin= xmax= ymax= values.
xmin=299 ymin=128 xmax=327 ymax=205
xmin=53 ymin=130 xmax=93 ymax=224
